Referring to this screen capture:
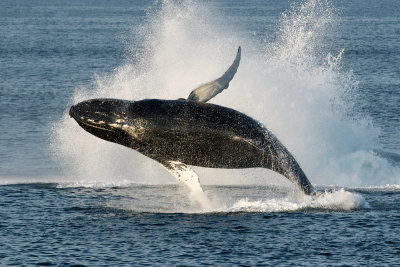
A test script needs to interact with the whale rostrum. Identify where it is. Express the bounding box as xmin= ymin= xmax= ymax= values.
xmin=69 ymin=47 xmax=315 ymax=195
